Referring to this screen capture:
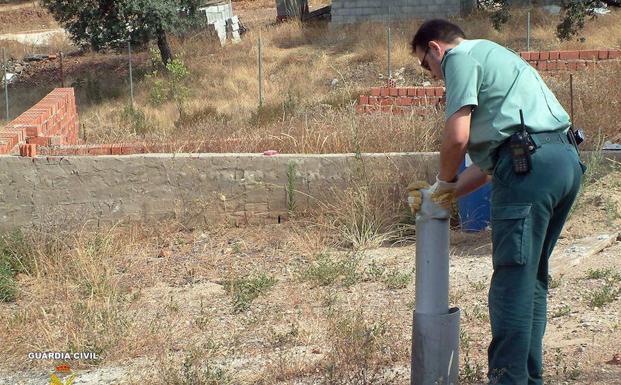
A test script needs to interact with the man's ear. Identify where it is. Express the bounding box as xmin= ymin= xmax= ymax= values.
xmin=429 ymin=40 xmax=443 ymax=57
